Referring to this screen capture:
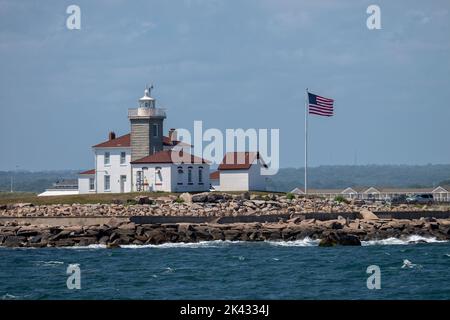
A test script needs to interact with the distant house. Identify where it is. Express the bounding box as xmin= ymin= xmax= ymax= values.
xmin=216 ymin=152 xmax=268 ymax=192
xmin=290 ymin=187 xmax=304 ymax=195
xmin=291 ymin=188 xmax=344 ymax=199
xmin=290 ymin=186 xmax=450 ymax=202
xmin=341 ymin=187 xmax=360 ymax=199
xmin=363 ymin=187 xmax=381 ymax=200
